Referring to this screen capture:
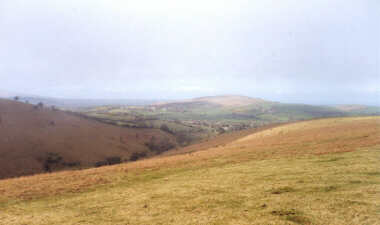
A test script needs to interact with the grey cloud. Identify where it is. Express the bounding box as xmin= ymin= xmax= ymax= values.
xmin=0 ymin=0 xmax=379 ymax=104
